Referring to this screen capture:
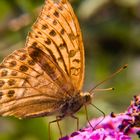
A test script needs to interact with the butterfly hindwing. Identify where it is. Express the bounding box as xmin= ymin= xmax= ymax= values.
xmin=0 ymin=48 xmax=72 ymax=118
